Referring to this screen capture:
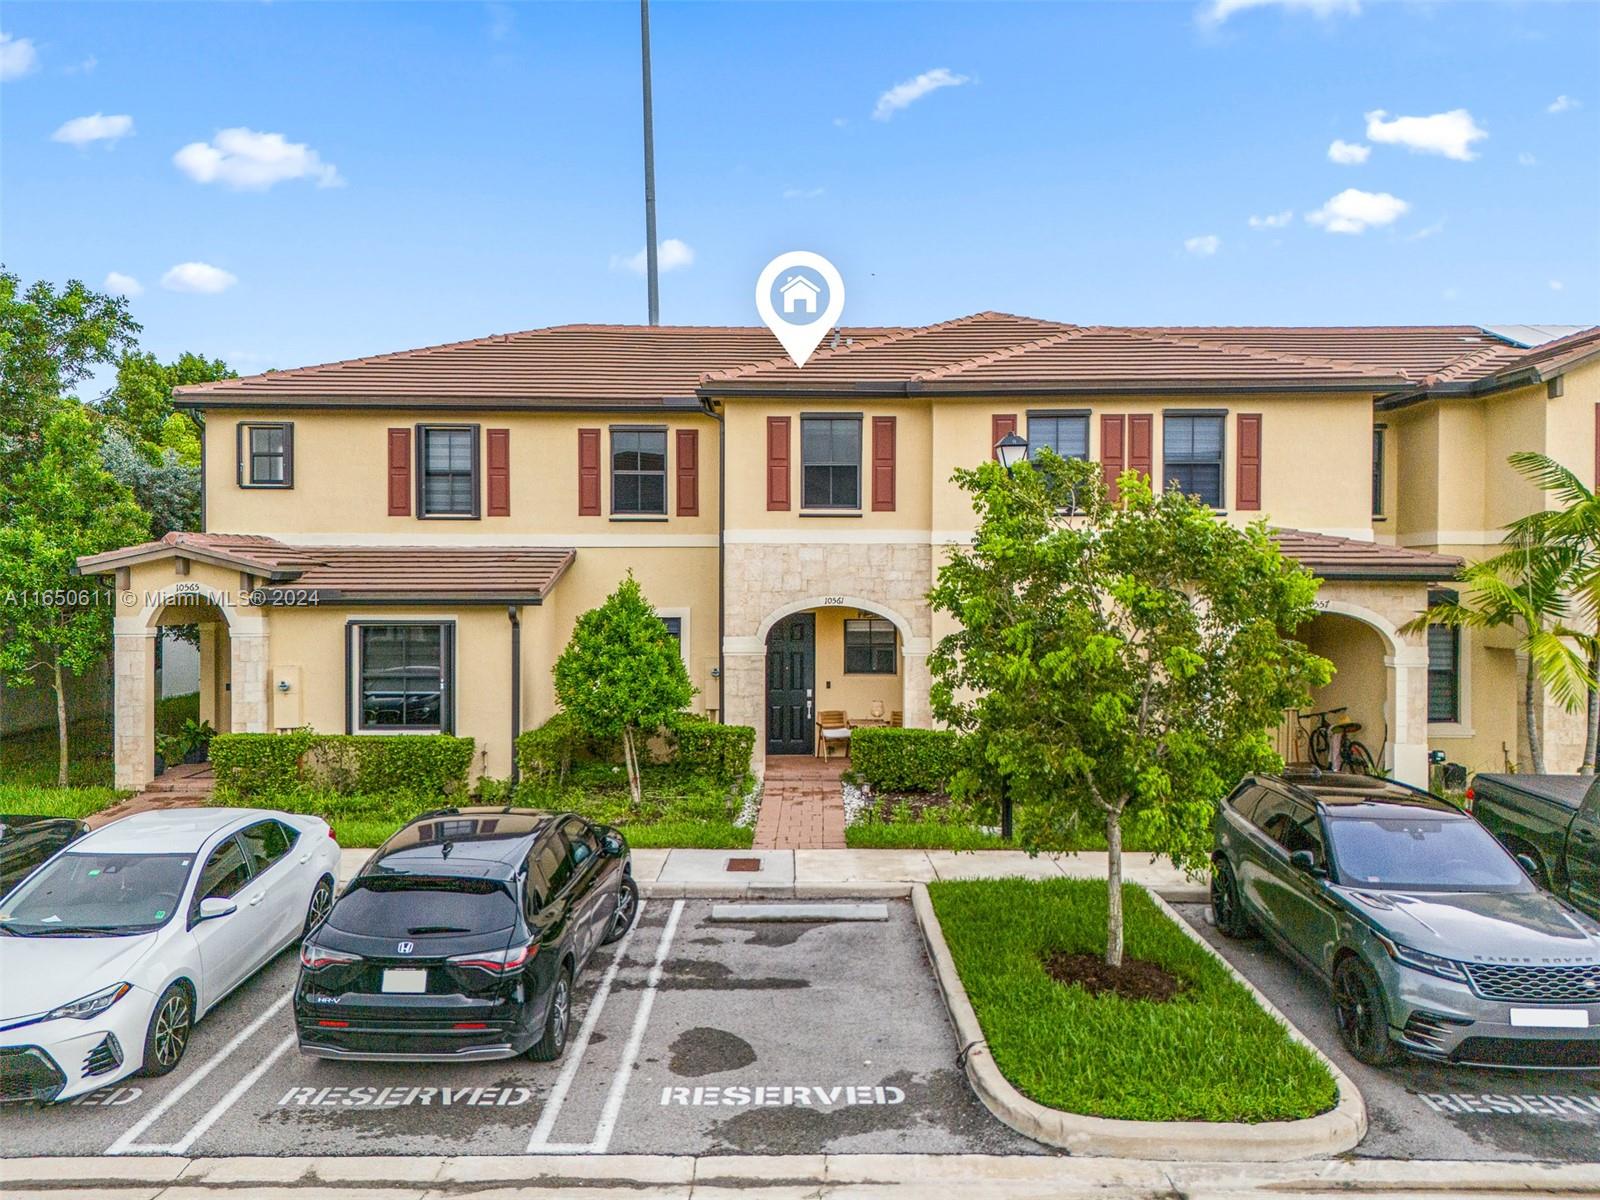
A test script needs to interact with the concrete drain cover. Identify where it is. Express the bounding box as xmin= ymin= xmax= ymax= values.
xmin=709 ymin=903 xmax=891 ymax=922
xmin=725 ymin=857 xmax=763 ymax=873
